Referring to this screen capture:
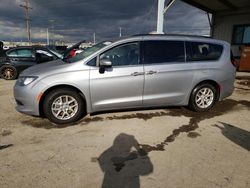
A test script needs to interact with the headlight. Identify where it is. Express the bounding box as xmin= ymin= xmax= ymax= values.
xmin=17 ymin=76 xmax=38 ymax=86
